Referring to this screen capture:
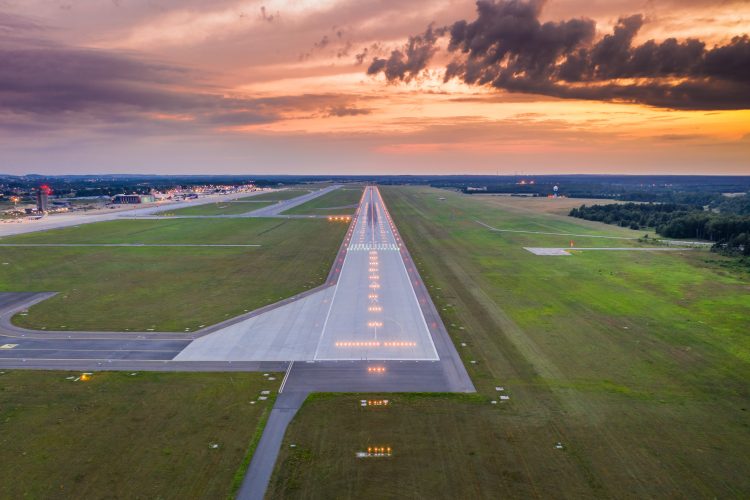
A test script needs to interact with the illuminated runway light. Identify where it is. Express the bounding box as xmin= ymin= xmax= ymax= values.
xmin=366 ymin=399 xmax=390 ymax=406
xmin=367 ymin=321 xmax=383 ymax=328
xmin=368 ymin=293 xmax=378 ymax=299
xmin=369 ymin=274 xmax=380 ymax=280
xmin=336 ymin=341 xmax=381 ymax=347
xmin=367 ymin=366 xmax=386 ymax=374
xmin=383 ymin=341 xmax=417 ymax=347
xmin=368 ymin=305 xmax=382 ymax=312
xmin=369 ymin=283 xmax=380 ymax=289
xmin=357 ymin=447 xmax=392 ymax=458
